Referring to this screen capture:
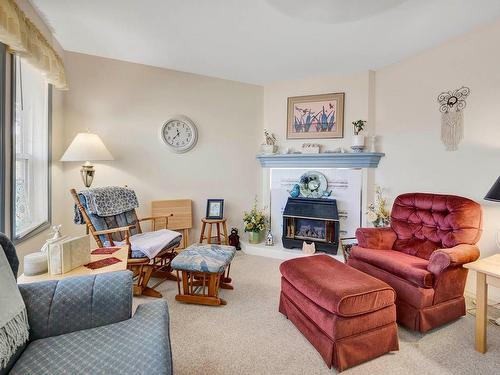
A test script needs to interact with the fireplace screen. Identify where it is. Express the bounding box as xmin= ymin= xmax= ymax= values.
xmin=284 ymin=217 xmax=336 ymax=244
